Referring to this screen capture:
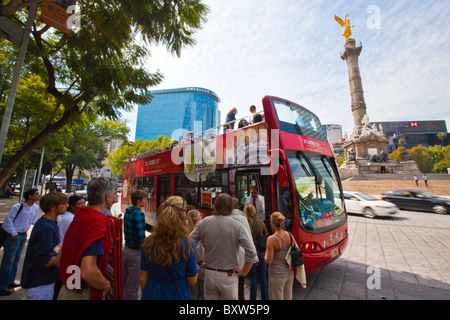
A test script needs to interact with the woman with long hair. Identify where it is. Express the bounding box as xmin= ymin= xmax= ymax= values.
xmin=265 ymin=212 xmax=295 ymax=300
xmin=140 ymin=197 xmax=198 ymax=300
xmin=245 ymin=205 xmax=268 ymax=300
